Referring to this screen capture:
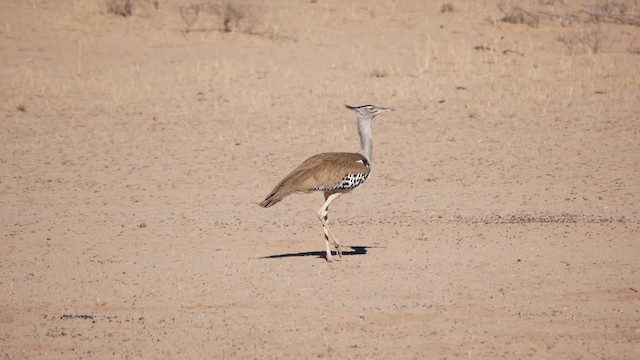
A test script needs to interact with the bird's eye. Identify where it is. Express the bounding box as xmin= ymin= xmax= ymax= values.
xmin=367 ymin=106 xmax=374 ymax=111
